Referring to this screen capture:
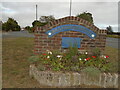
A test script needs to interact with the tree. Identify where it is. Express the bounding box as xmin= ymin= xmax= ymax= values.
xmin=2 ymin=22 xmax=8 ymax=31
xmin=25 ymin=26 xmax=33 ymax=33
xmin=106 ymin=26 xmax=113 ymax=34
xmin=32 ymin=20 xmax=48 ymax=27
xmin=39 ymin=15 xmax=55 ymax=23
xmin=32 ymin=15 xmax=55 ymax=27
xmin=2 ymin=18 xmax=21 ymax=31
xmin=76 ymin=12 xmax=94 ymax=24
xmin=32 ymin=20 xmax=41 ymax=27
xmin=25 ymin=26 xmax=31 ymax=30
